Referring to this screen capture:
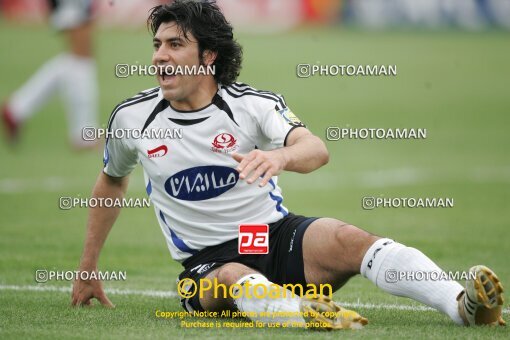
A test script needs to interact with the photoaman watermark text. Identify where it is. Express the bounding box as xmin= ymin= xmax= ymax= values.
xmin=177 ymin=277 xmax=332 ymax=300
